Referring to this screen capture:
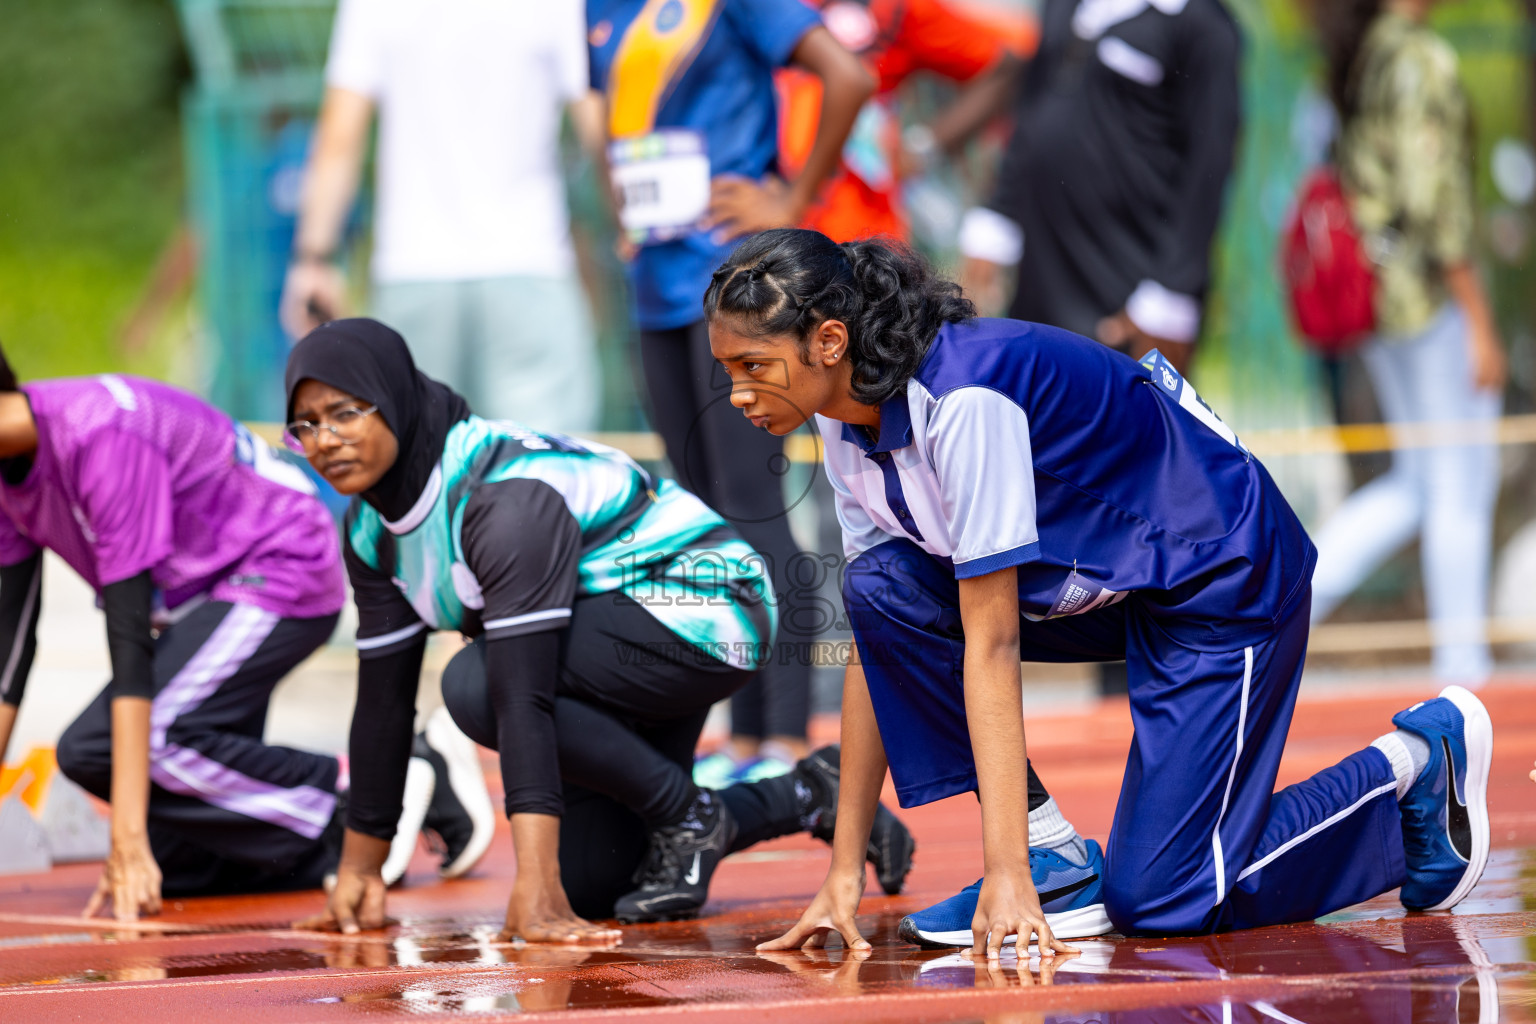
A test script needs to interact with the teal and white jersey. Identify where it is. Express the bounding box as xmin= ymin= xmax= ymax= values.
xmin=344 ymin=416 xmax=776 ymax=669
